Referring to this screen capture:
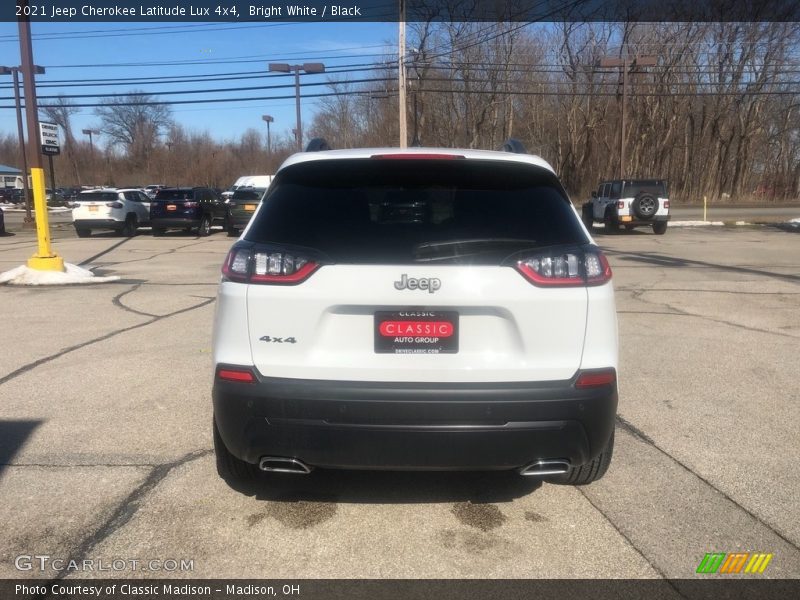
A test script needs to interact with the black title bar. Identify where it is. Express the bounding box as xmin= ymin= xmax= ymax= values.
xmin=4 ymin=1 xmax=800 ymax=23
